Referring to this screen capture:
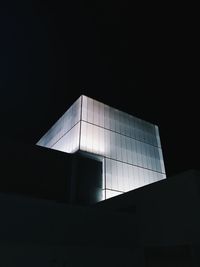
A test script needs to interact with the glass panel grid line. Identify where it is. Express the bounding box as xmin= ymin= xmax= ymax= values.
xmin=81 ymin=119 xmax=161 ymax=149
xmin=50 ymin=120 xmax=81 ymax=149
xmin=37 ymin=95 xmax=166 ymax=202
